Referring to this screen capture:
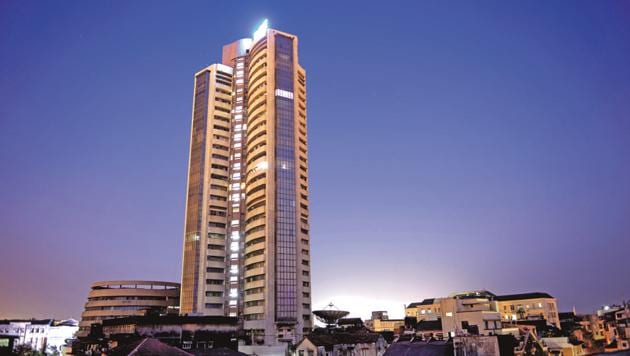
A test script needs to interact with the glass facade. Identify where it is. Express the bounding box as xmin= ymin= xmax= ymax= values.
xmin=274 ymin=34 xmax=298 ymax=322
